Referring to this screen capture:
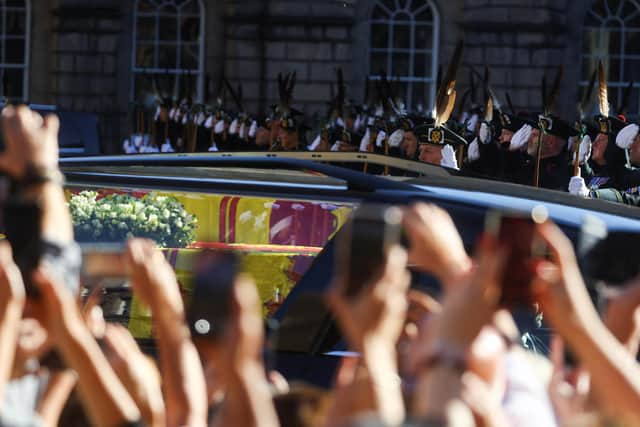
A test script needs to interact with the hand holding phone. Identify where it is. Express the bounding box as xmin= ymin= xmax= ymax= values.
xmin=335 ymin=204 xmax=403 ymax=297
xmin=186 ymin=250 xmax=240 ymax=340
xmin=484 ymin=206 xmax=549 ymax=308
